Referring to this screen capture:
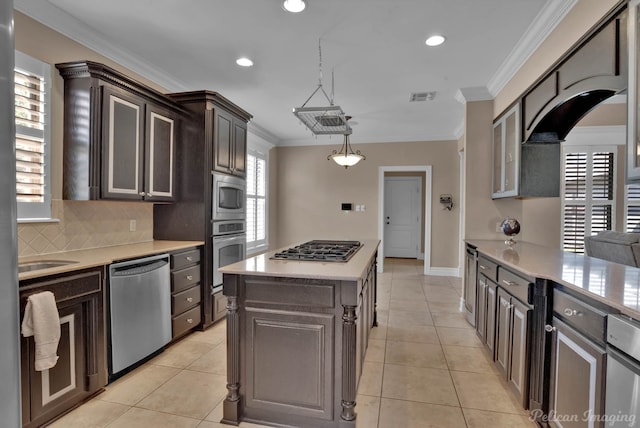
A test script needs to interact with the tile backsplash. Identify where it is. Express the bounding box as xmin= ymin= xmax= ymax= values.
xmin=18 ymin=200 xmax=153 ymax=257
